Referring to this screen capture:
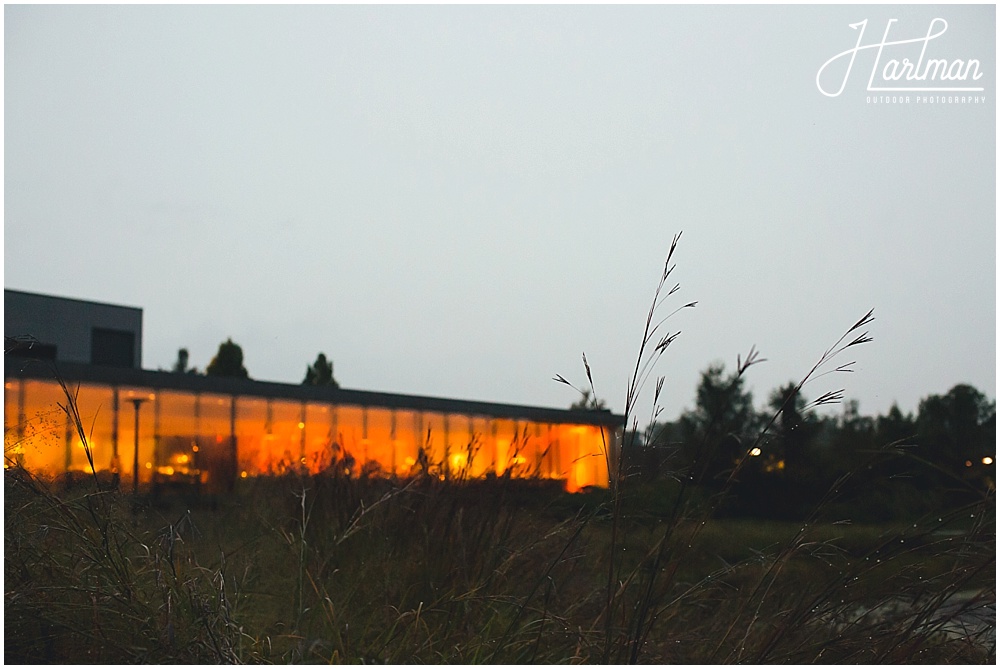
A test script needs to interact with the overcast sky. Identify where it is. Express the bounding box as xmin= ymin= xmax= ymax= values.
xmin=5 ymin=4 xmax=995 ymax=423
